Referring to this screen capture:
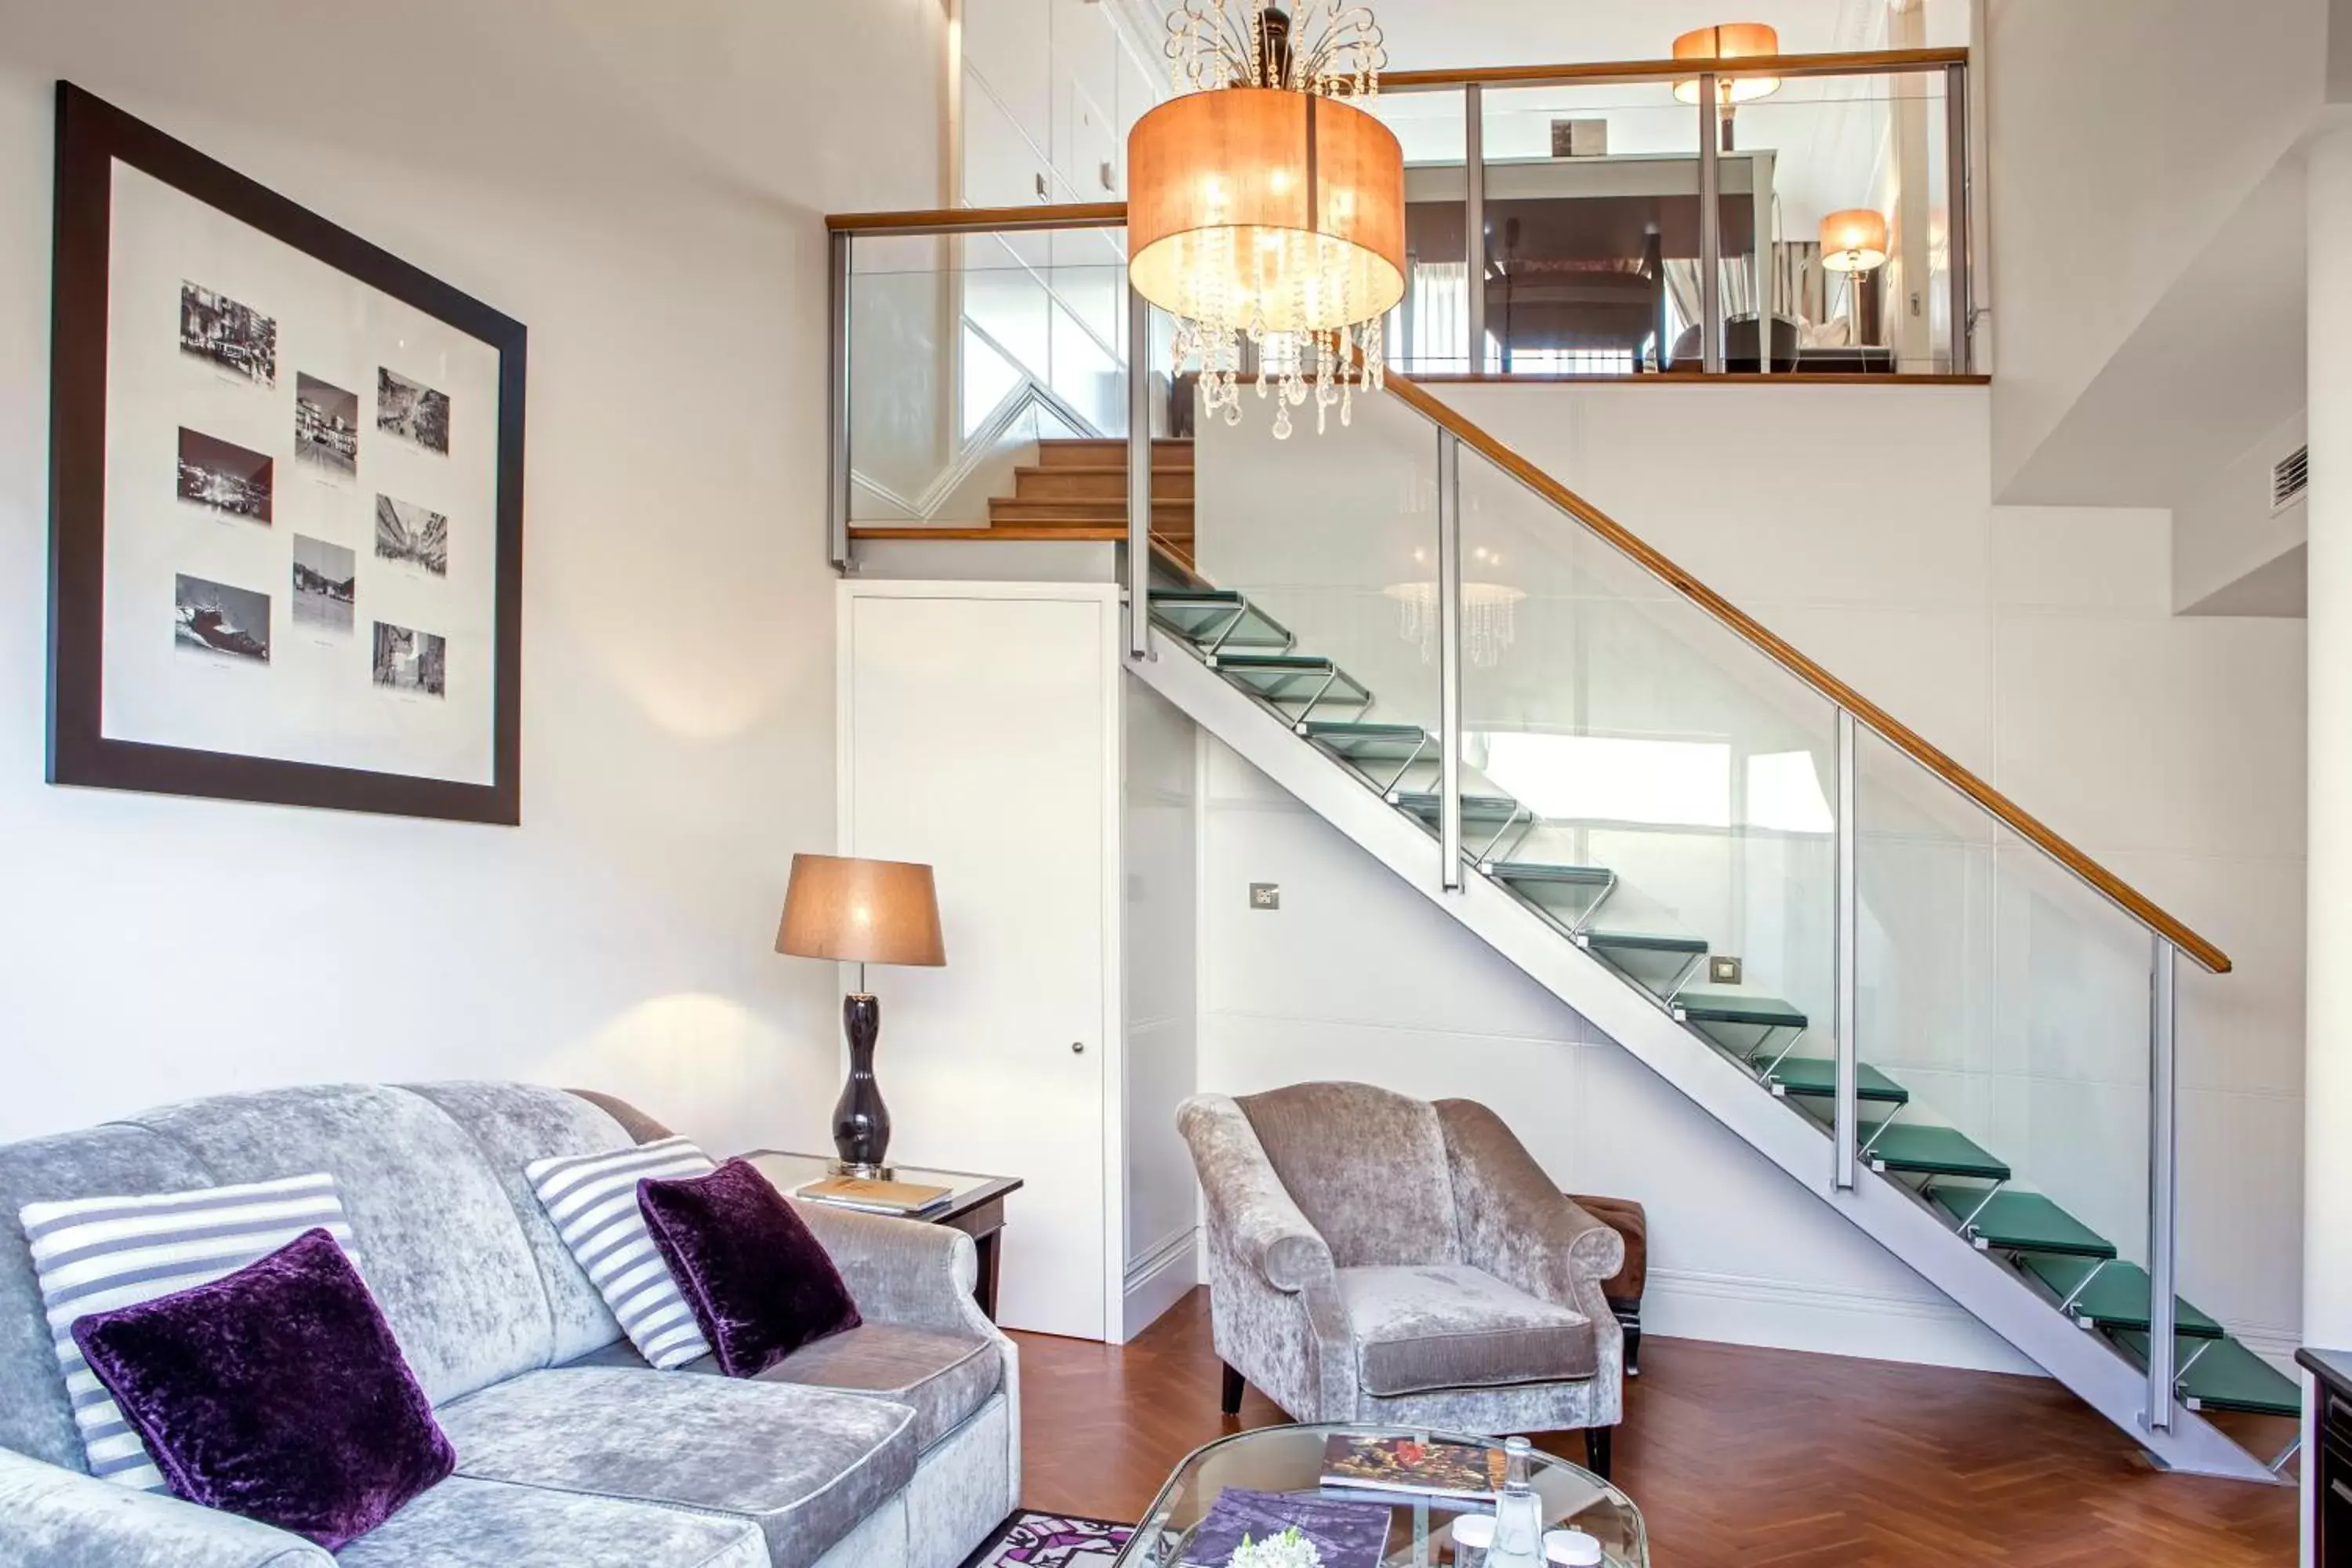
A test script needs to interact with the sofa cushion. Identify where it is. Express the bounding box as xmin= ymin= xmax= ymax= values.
xmin=337 ymin=1475 xmax=767 ymax=1568
xmin=21 ymin=1171 xmax=359 ymax=1490
xmin=570 ymin=1321 xmax=1000 ymax=1451
xmin=1238 ymin=1083 xmax=1461 ymax=1269
xmin=402 ymin=1083 xmax=642 ymax=1365
xmin=526 ymin=1137 xmax=718 ymax=1369
xmin=1337 ymin=1265 xmax=1595 ymax=1396
xmin=435 ymin=1367 xmax=918 ymax=1568
xmin=637 ymin=1159 xmax=862 ymax=1377
xmin=0 ymin=1124 xmax=218 ymax=1472
xmin=122 ymin=1086 xmax=552 ymax=1407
